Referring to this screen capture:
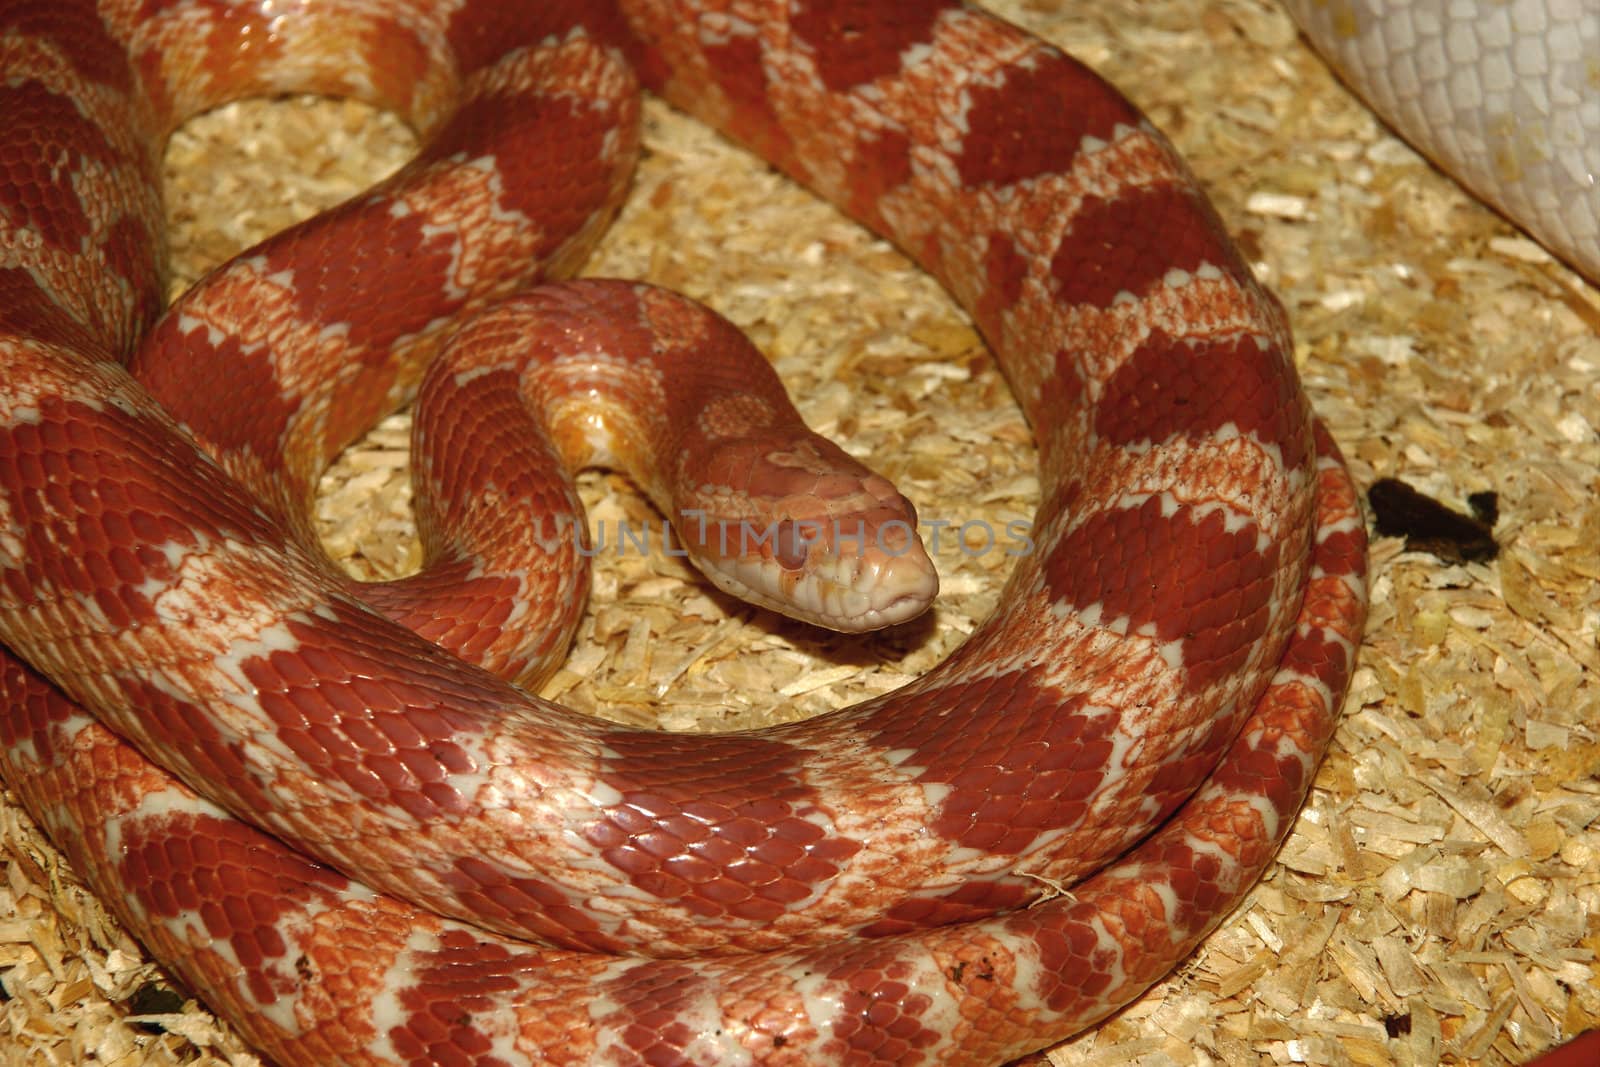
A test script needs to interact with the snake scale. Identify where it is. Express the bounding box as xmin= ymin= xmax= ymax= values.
xmin=44 ymin=0 xmax=1600 ymax=1061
